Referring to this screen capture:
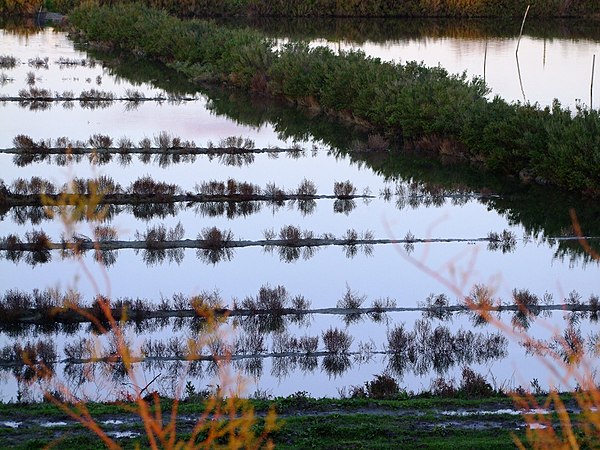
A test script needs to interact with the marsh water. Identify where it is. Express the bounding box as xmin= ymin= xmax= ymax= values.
xmin=0 ymin=17 xmax=599 ymax=402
